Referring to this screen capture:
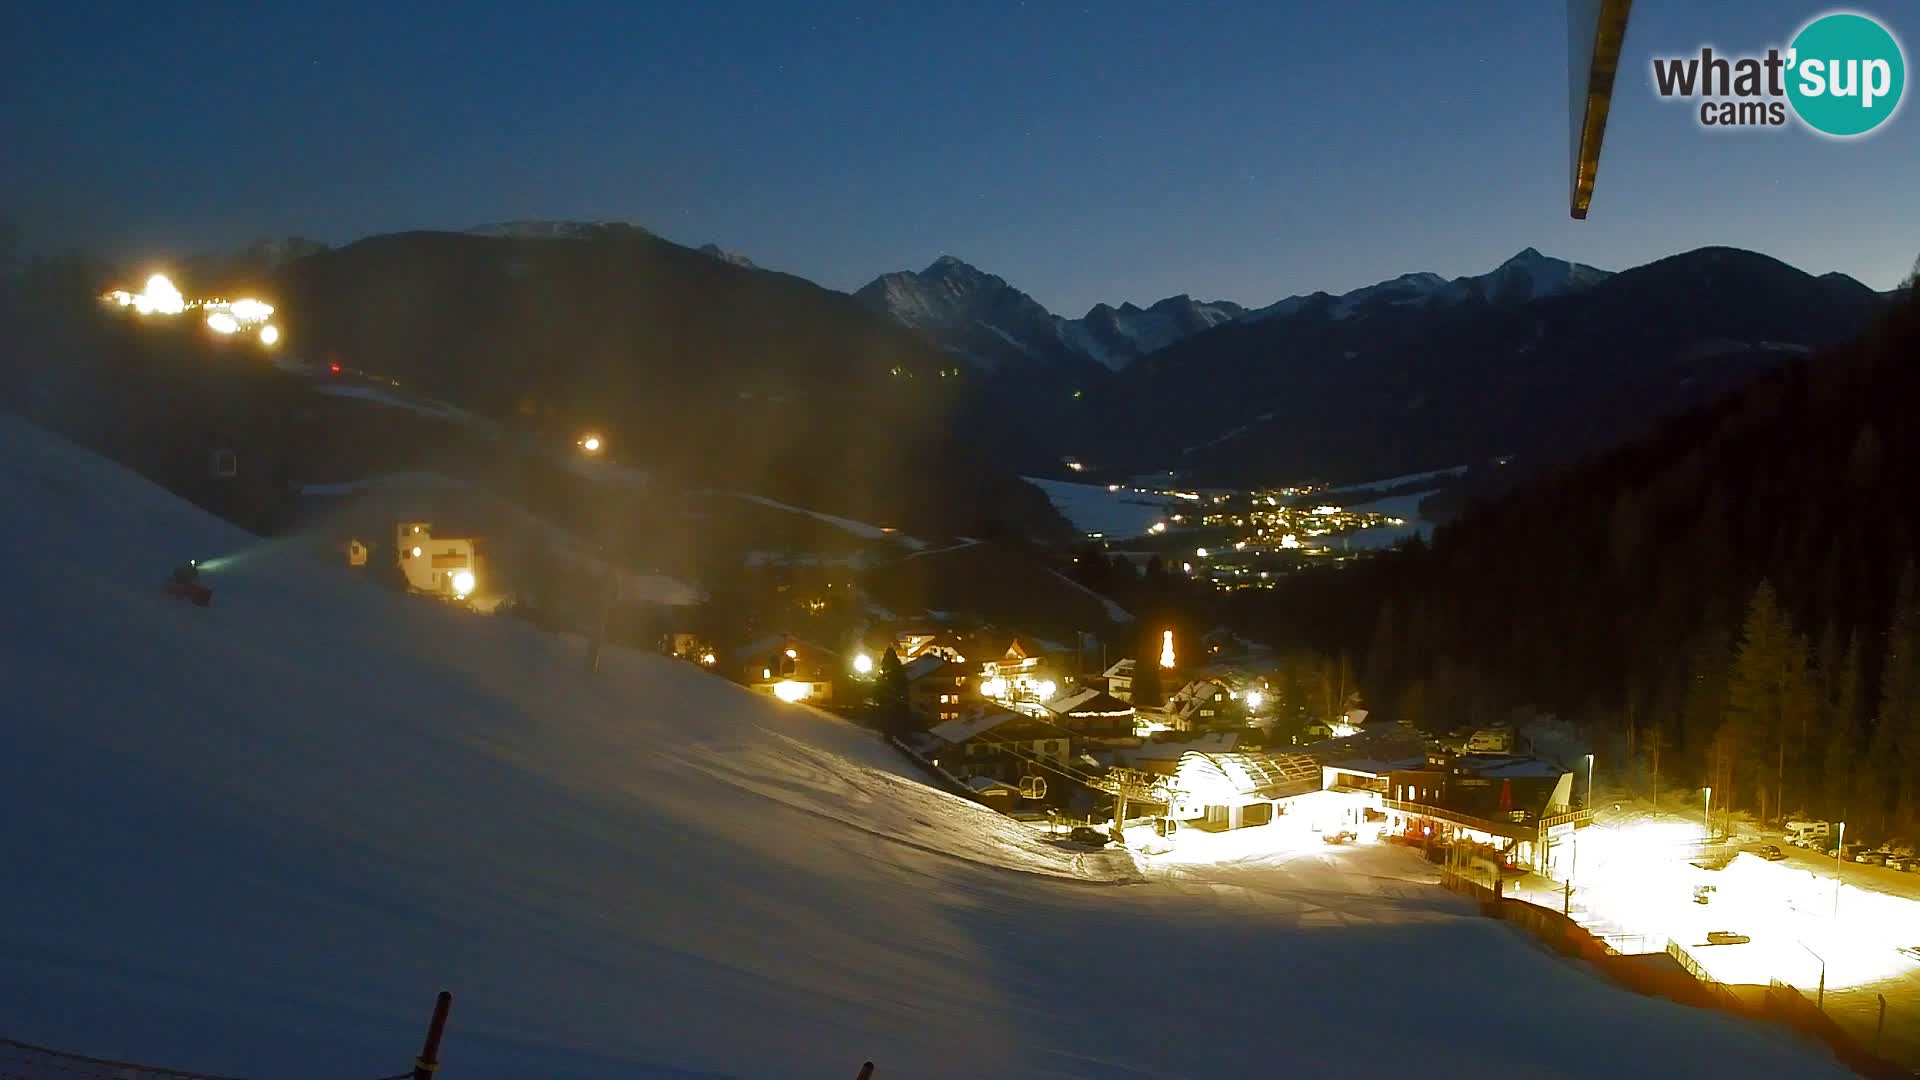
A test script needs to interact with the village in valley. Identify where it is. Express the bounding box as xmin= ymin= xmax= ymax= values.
xmin=693 ymin=622 xmax=1591 ymax=882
